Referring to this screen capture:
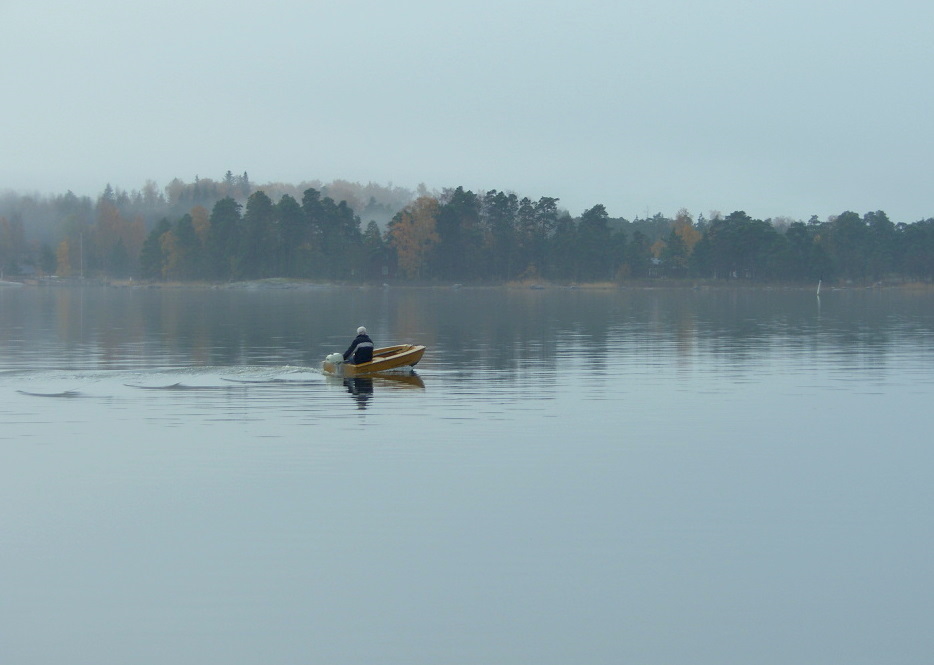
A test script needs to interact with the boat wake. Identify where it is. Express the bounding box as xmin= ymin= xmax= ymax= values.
xmin=16 ymin=389 xmax=84 ymax=398
xmin=220 ymin=377 xmax=321 ymax=385
xmin=6 ymin=364 xmax=326 ymax=396
xmin=7 ymin=363 xmax=426 ymax=400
